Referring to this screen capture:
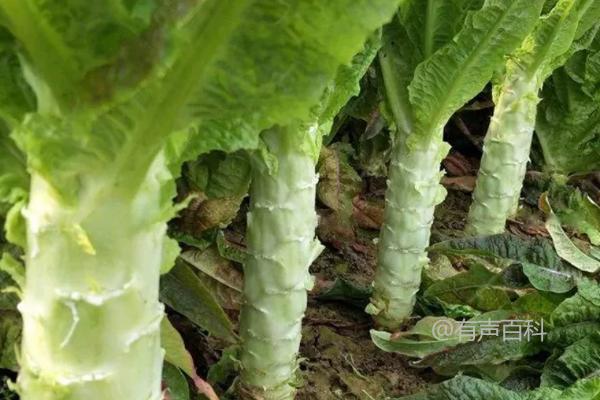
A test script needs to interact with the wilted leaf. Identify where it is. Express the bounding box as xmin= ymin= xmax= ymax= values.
xmin=315 ymin=277 xmax=372 ymax=308
xmin=160 ymin=261 xmax=238 ymax=343
xmin=424 ymin=263 xmax=513 ymax=311
xmin=180 ymin=247 xmax=243 ymax=292
xmin=430 ymin=234 xmax=580 ymax=293
xmin=179 ymin=195 xmax=244 ymax=237
xmin=371 ymin=317 xmax=466 ymax=358
xmin=550 ymin=185 xmax=600 ymax=246
xmin=352 ymin=197 xmax=384 ymax=230
xmin=318 ymin=144 xmax=362 ymax=212
xmin=196 ymin=276 xmax=242 ymax=311
xmin=415 ymin=333 xmax=542 ymax=371
xmin=317 ymin=210 xmax=356 ymax=248
xmin=440 ymin=176 xmax=476 ymax=192
xmin=317 ymin=143 xmax=362 ymax=246
xmin=546 ymin=212 xmax=600 ymax=273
